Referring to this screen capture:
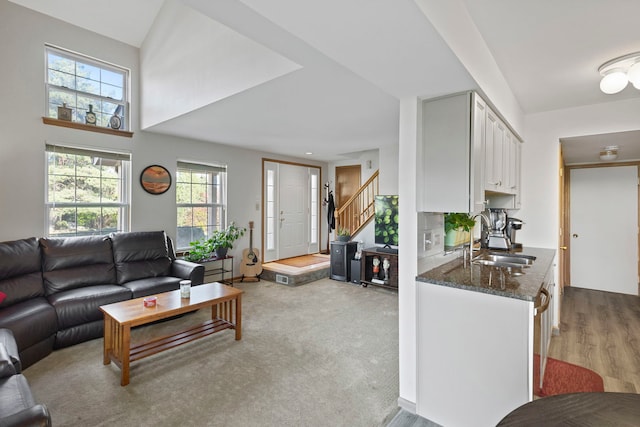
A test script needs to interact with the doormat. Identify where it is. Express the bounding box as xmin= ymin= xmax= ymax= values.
xmin=534 ymin=354 xmax=605 ymax=397
xmin=275 ymin=255 xmax=329 ymax=268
